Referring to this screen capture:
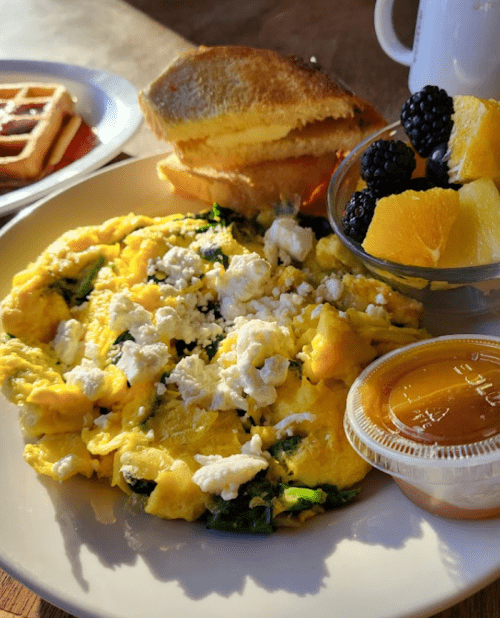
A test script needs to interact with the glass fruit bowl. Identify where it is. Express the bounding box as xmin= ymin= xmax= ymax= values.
xmin=326 ymin=121 xmax=500 ymax=326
